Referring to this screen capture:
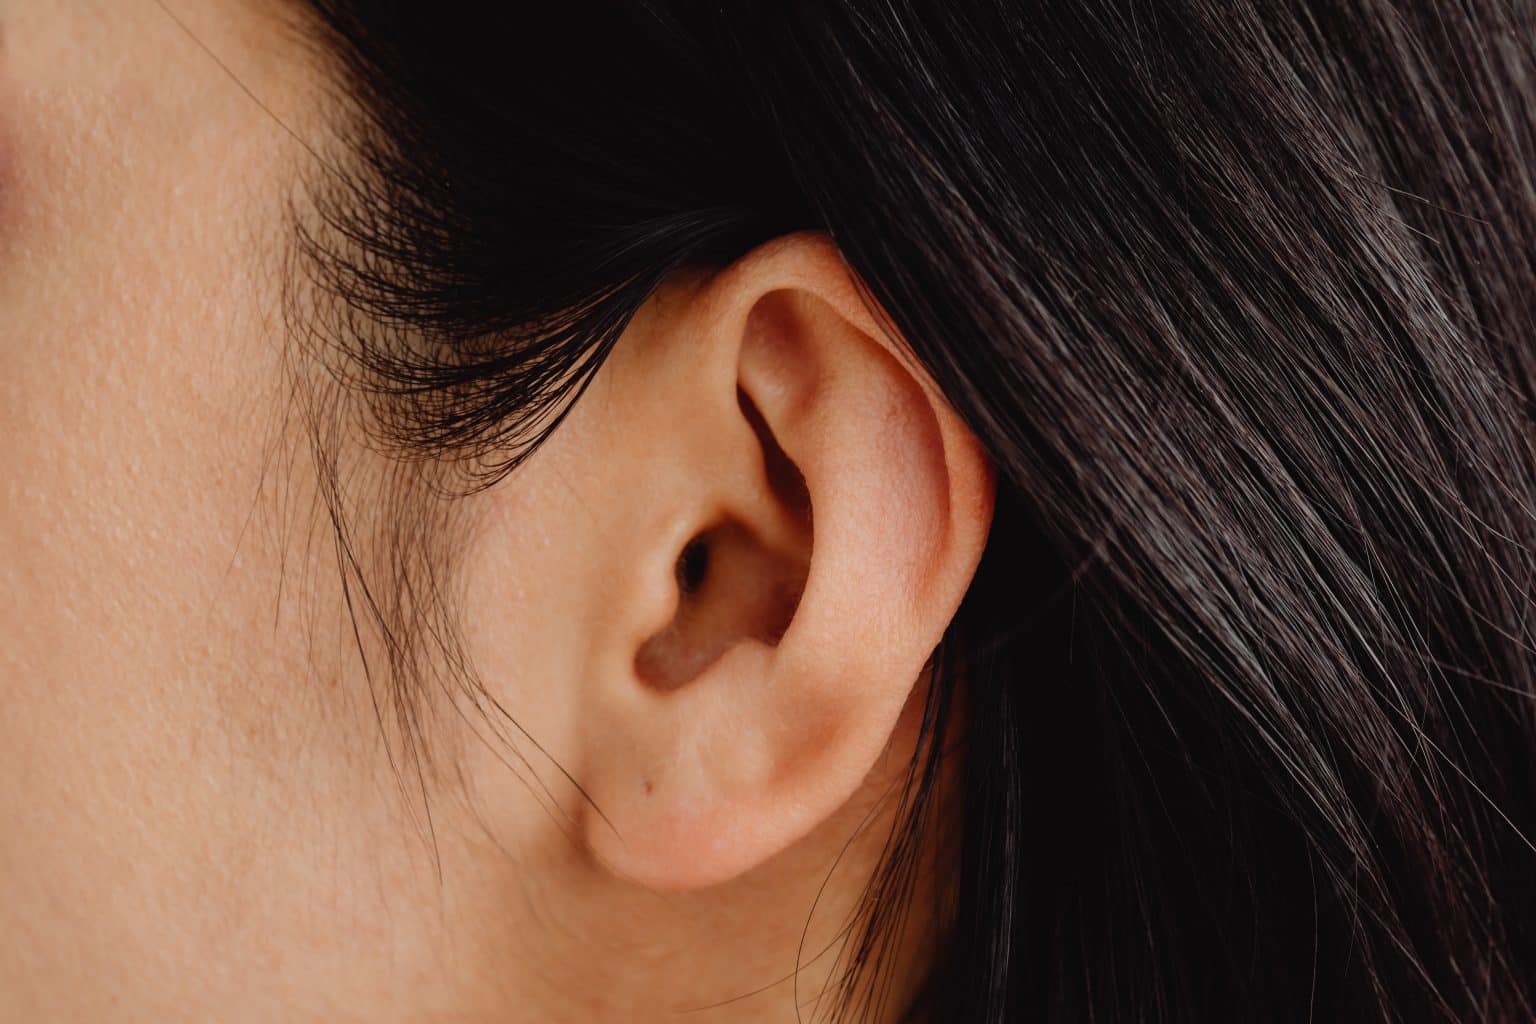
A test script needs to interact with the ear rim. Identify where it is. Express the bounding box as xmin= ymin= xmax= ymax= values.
xmin=579 ymin=231 xmax=996 ymax=892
